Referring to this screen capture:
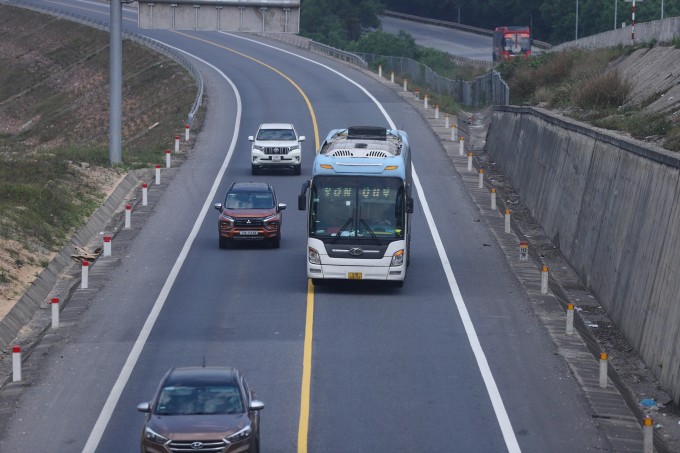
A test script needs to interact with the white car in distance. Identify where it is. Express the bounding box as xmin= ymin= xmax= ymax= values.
xmin=249 ymin=123 xmax=305 ymax=175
